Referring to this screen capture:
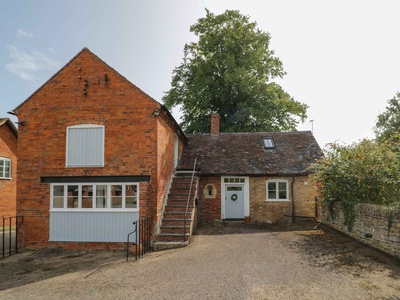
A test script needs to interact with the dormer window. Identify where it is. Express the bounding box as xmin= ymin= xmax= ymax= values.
xmin=262 ymin=137 xmax=276 ymax=150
